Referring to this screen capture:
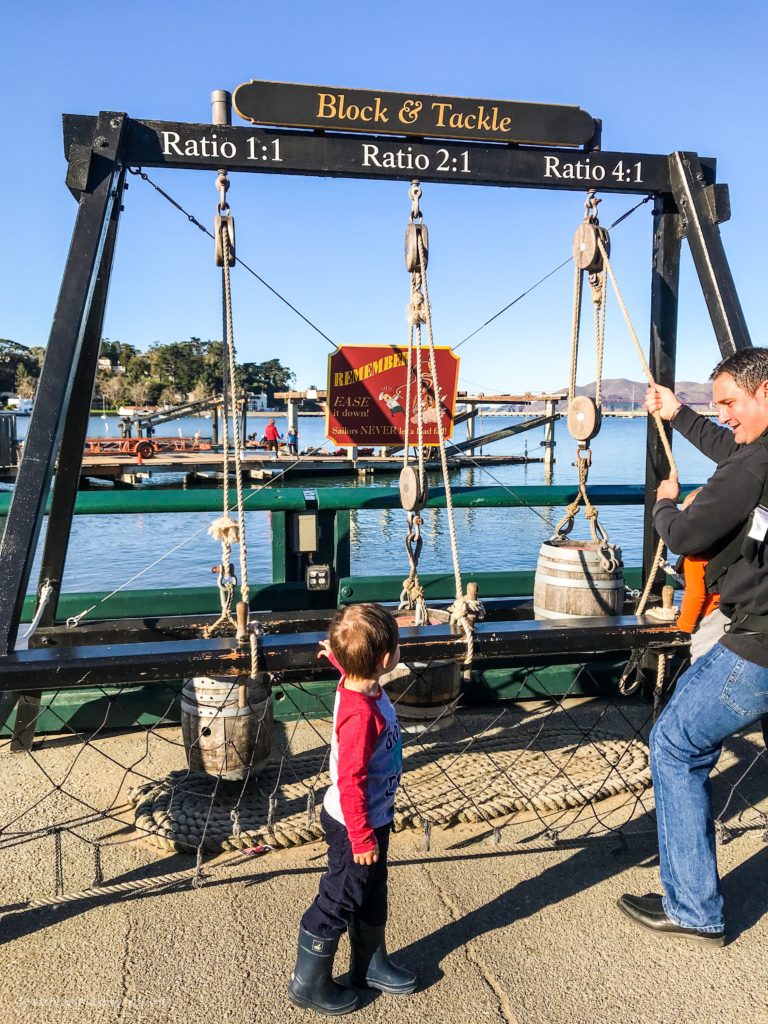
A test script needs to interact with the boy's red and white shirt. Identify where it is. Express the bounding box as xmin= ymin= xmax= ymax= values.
xmin=321 ymin=652 xmax=403 ymax=854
